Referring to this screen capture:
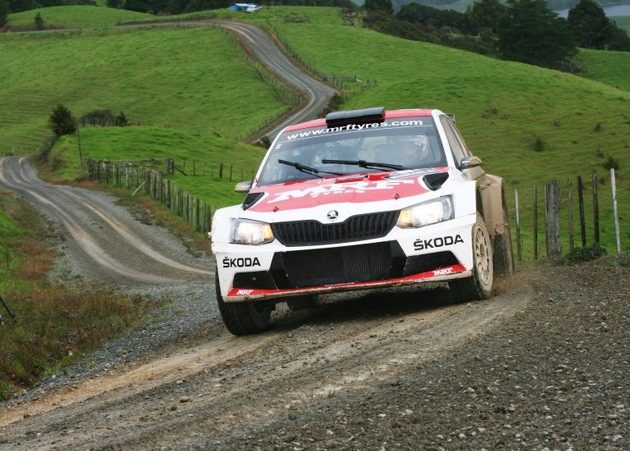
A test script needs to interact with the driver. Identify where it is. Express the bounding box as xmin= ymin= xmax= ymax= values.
xmin=391 ymin=135 xmax=429 ymax=166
